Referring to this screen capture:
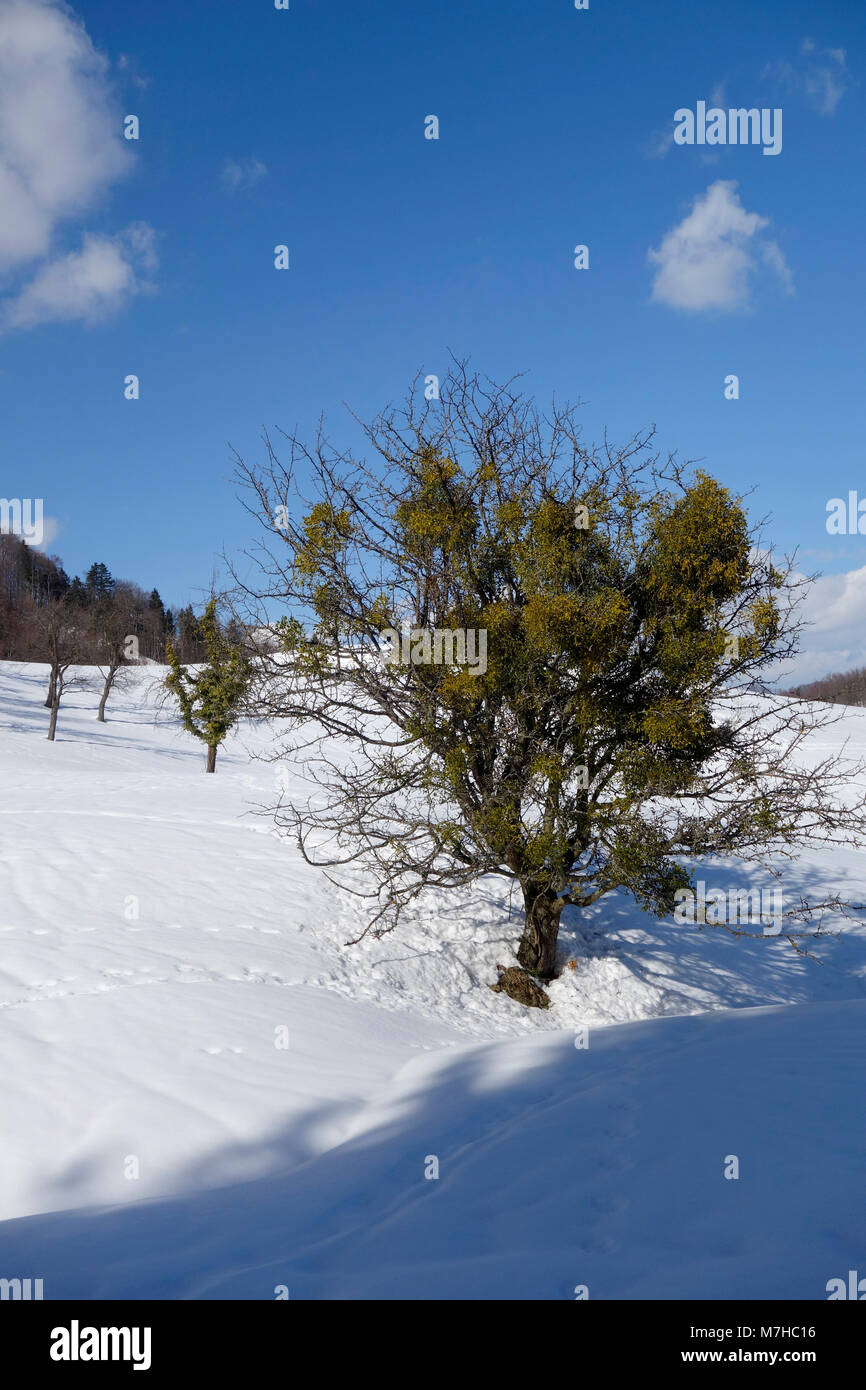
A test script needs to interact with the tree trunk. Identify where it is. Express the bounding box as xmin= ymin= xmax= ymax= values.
xmin=97 ymin=665 xmax=116 ymax=722
xmin=47 ymin=700 xmax=59 ymax=741
xmin=517 ymin=884 xmax=563 ymax=979
xmin=206 ymin=744 xmax=217 ymax=773
xmin=45 ymin=670 xmax=56 ymax=708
